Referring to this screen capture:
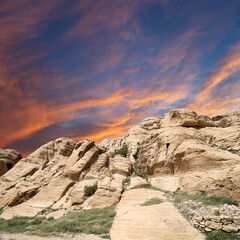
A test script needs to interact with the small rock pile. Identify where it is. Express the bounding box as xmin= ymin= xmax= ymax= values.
xmin=176 ymin=200 xmax=240 ymax=233
xmin=193 ymin=214 xmax=240 ymax=233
